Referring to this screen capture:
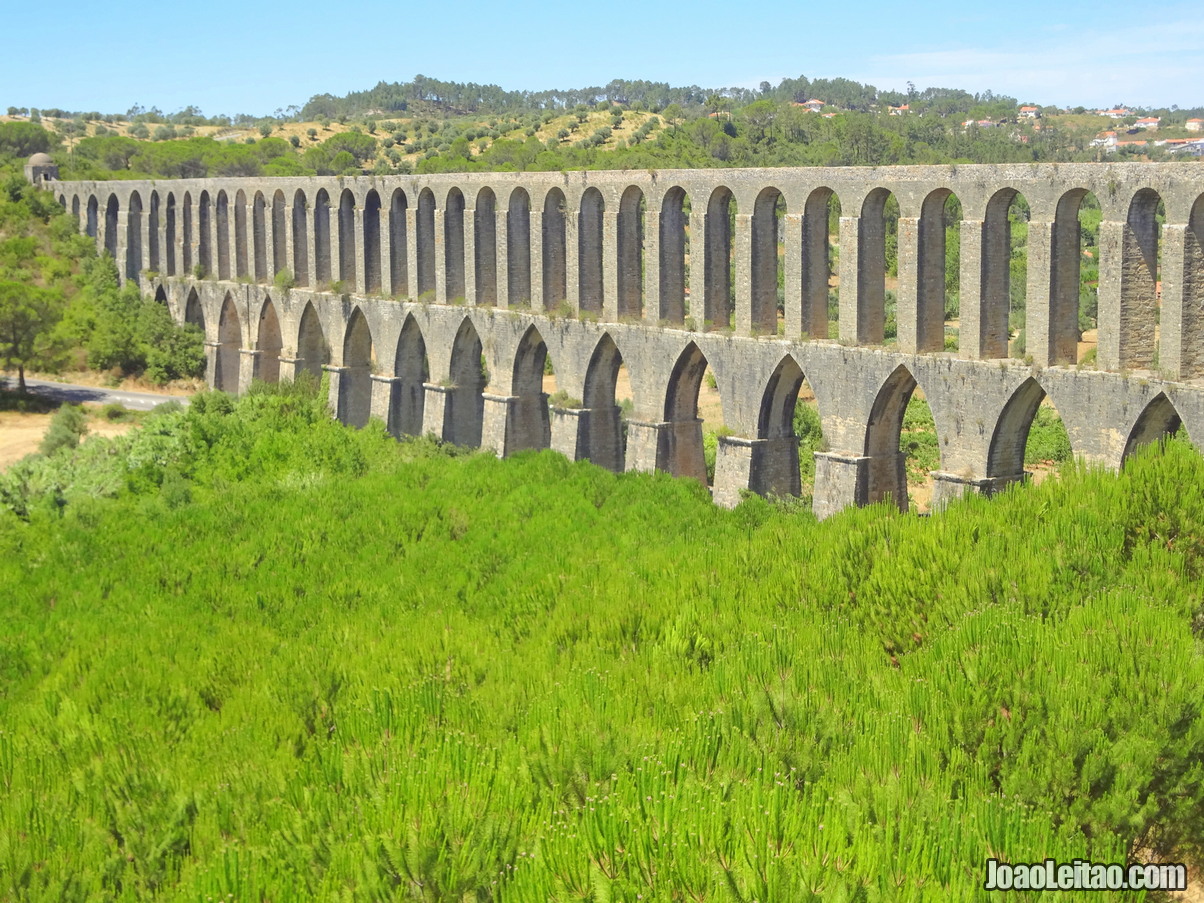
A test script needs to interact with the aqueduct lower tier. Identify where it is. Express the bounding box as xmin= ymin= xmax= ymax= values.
xmin=45 ymin=163 xmax=1204 ymax=516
